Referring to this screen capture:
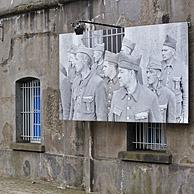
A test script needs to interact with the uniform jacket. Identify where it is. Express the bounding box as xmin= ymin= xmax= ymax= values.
xmin=92 ymin=60 xmax=104 ymax=78
xmin=70 ymin=72 xmax=108 ymax=121
xmin=109 ymin=83 xmax=161 ymax=122
xmin=161 ymin=58 xmax=188 ymax=122
xmin=148 ymin=84 xmax=176 ymax=123
xmin=60 ymin=76 xmax=71 ymax=120
xmin=104 ymin=76 xmax=120 ymax=112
